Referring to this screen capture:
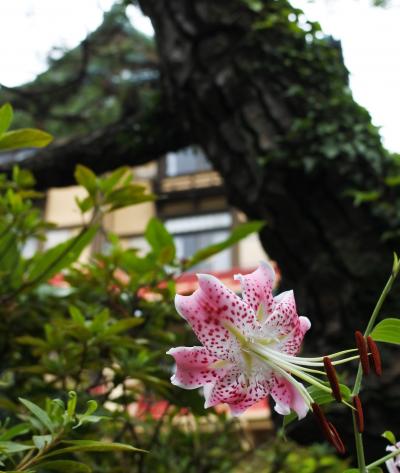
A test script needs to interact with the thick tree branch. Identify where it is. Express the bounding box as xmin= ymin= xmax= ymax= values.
xmin=0 ymin=102 xmax=192 ymax=189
